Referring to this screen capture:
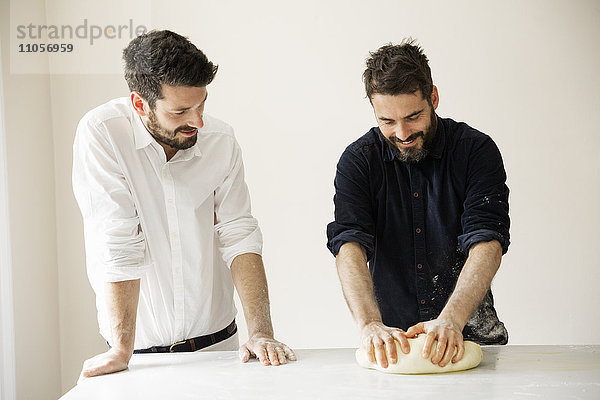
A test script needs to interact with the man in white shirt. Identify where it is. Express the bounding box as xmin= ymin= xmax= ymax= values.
xmin=73 ymin=30 xmax=295 ymax=379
